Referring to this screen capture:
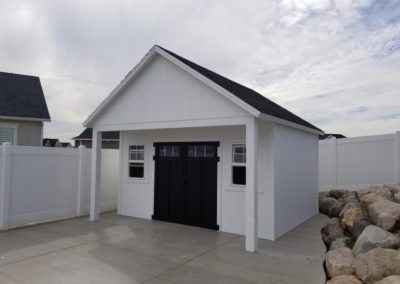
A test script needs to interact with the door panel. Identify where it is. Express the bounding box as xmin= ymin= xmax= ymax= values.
xmin=153 ymin=142 xmax=219 ymax=230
